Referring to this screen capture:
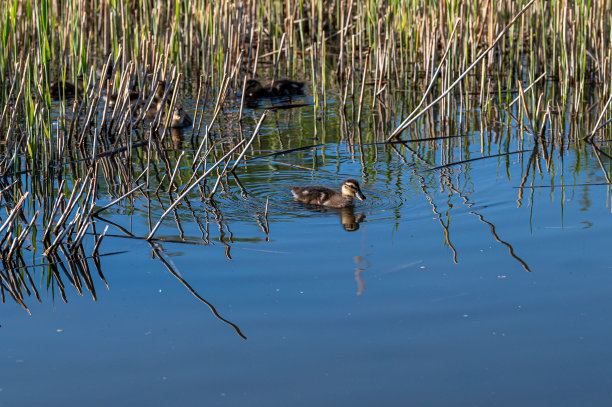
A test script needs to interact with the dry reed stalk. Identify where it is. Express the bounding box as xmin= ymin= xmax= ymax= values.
xmin=387 ymin=0 xmax=535 ymax=142
xmin=5 ymin=55 xmax=29 ymax=150
xmin=190 ymin=75 xmax=205 ymax=137
xmin=356 ymin=48 xmax=371 ymax=125
xmin=0 ymin=193 xmax=29 ymax=236
xmin=44 ymin=217 xmax=78 ymax=256
xmin=509 ymin=71 xmax=547 ymax=107
xmin=70 ymin=217 xmax=93 ymax=254
xmin=167 ymin=151 xmax=185 ymax=193
xmin=517 ymin=81 xmax=536 ymax=136
xmin=230 ymin=110 xmax=268 ymax=171
xmin=388 ymin=19 xmax=459 ymax=140
xmin=6 ymin=210 xmax=38 ymax=258
xmin=52 ymin=176 xmax=87 ymax=233
xmin=238 ymin=77 xmax=248 ymax=122
xmin=271 ymin=32 xmax=286 ymax=86
xmin=93 ymin=183 xmax=143 ymax=215
xmin=147 ymin=140 xmax=246 ymax=240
